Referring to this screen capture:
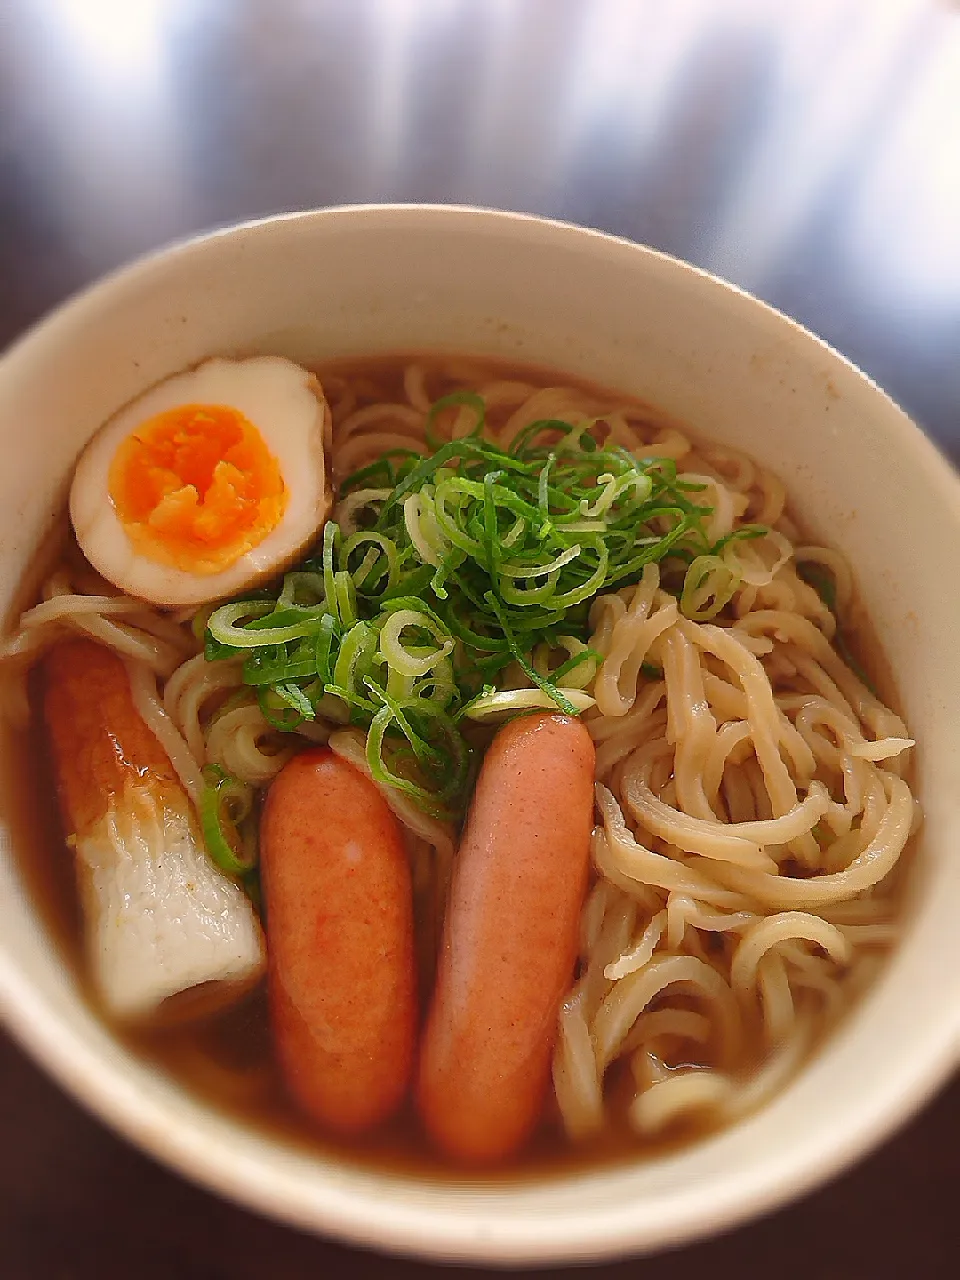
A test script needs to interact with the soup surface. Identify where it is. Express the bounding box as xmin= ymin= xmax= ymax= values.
xmin=2 ymin=354 xmax=917 ymax=1178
